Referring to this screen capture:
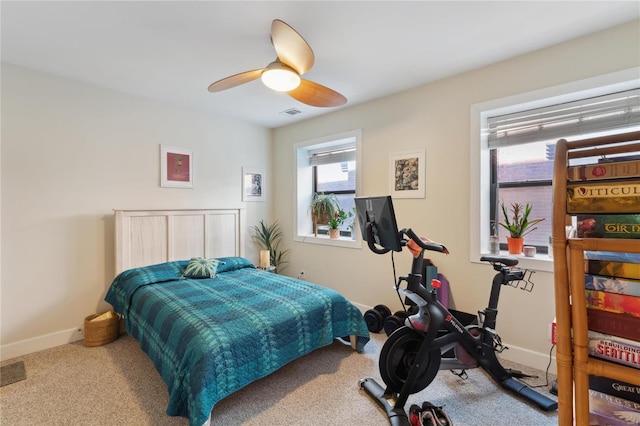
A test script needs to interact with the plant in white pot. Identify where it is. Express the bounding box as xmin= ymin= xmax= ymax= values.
xmin=497 ymin=201 xmax=544 ymax=254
